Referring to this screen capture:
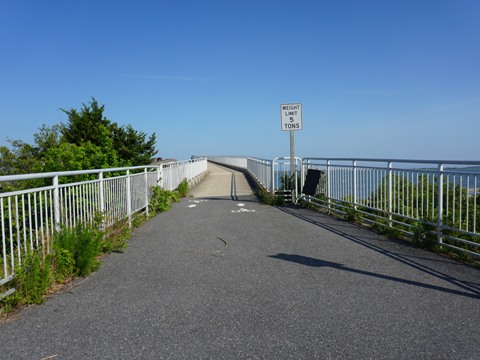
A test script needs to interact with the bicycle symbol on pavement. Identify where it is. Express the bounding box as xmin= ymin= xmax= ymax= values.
xmin=231 ymin=203 xmax=255 ymax=213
